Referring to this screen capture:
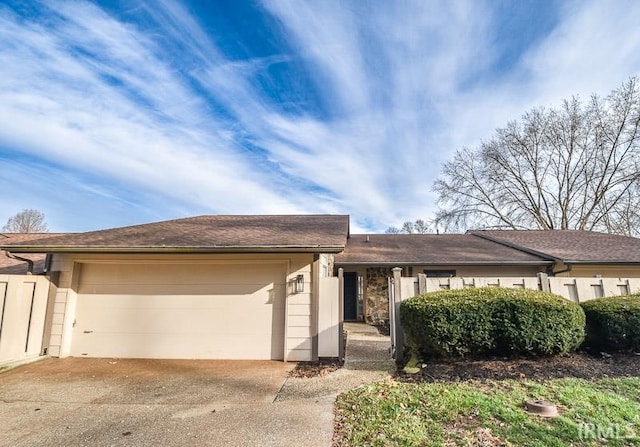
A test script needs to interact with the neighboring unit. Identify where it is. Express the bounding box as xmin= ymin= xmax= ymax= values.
xmin=472 ymin=230 xmax=640 ymax=278
xmin=335 ymin=230 xmax=640 ymax=325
